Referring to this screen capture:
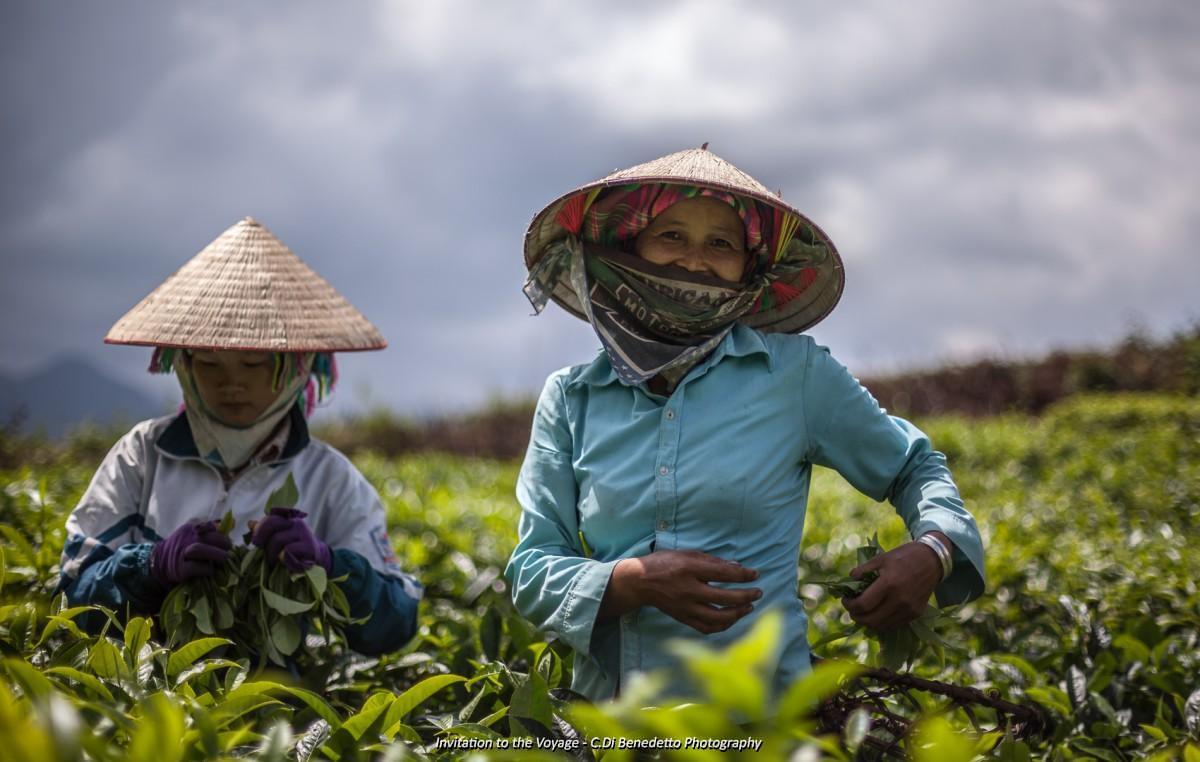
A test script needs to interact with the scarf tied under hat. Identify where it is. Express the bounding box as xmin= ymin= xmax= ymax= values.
xmin=171 ymin=352 xmax=315 ymax=470
xmin=524 ymin=184 xmax=831 ymax=385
